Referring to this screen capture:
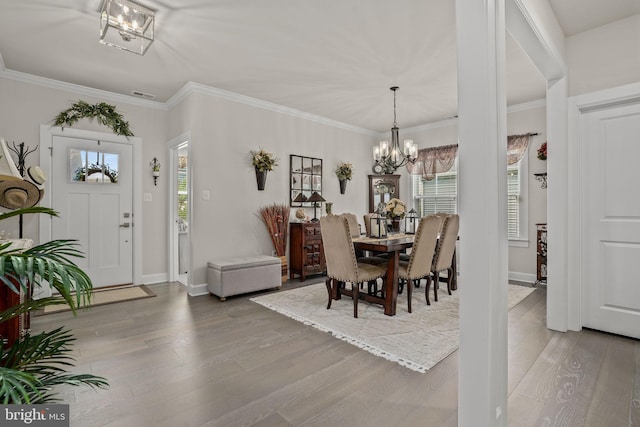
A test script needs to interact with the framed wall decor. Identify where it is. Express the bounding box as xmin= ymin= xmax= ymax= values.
xmin=290 ymin=154 xmax=322 ymax=207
